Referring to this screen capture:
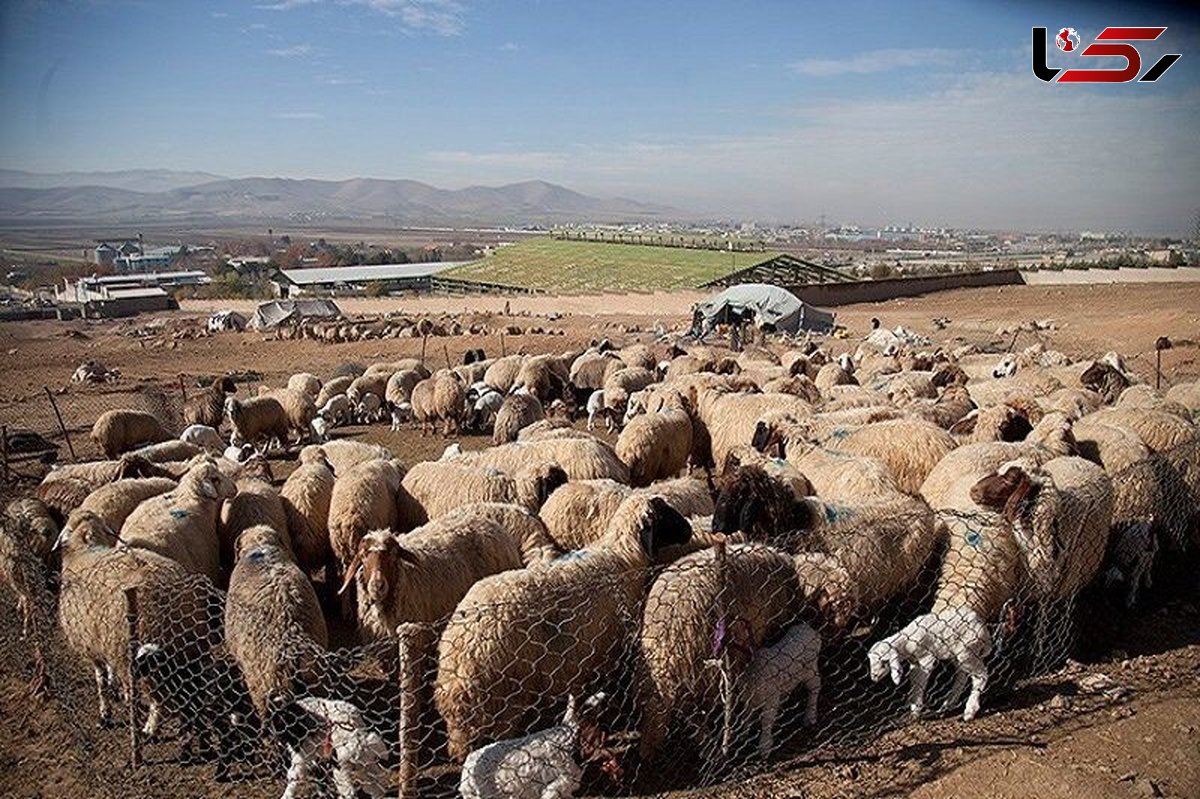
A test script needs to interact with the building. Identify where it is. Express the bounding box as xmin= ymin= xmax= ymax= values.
xmin=272 ymin=261 xmax=472 ymax=297
xmin=55 ymin=270 xmax=211 ymax=317
xmin=114 ymin=253 xmax=172 ymax=271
